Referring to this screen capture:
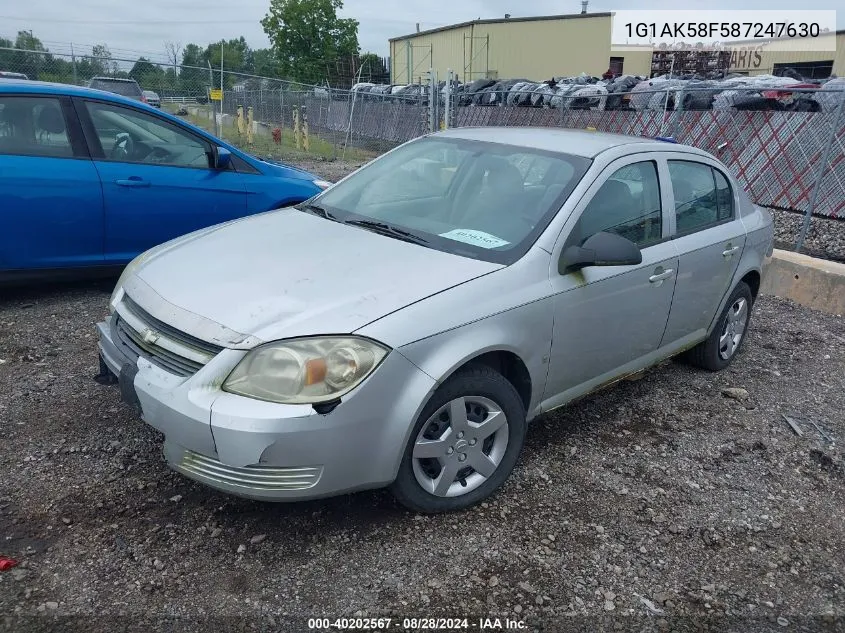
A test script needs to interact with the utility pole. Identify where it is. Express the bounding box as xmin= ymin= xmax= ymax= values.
xmin=70 ymin=42 xmax=78 ymax=84
xmin=220 ymin=42 xmax=224 ymax=120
